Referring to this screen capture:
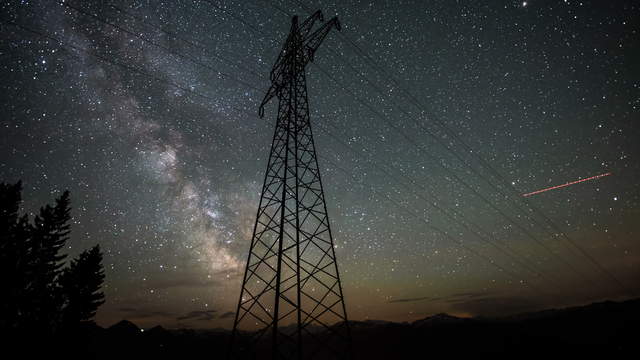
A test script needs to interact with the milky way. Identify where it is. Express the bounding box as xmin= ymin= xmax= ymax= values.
xmin=1 ymin=0 xmax=639 ymax=329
